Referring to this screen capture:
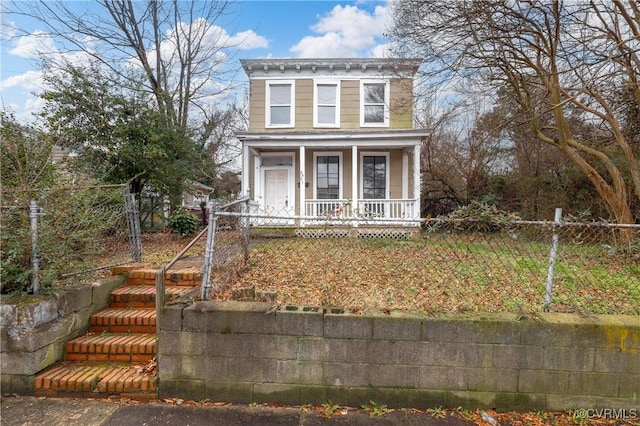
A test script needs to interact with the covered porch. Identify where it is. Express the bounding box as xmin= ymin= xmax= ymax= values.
xmin=238 ymin=130 xmax=426 ymax=226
